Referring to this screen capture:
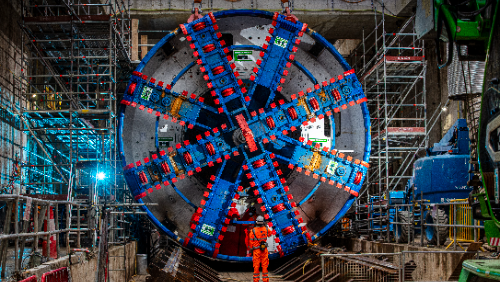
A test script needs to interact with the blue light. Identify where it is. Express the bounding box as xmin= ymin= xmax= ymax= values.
xmin=96 ymin=172 xmax=106 ymax=180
